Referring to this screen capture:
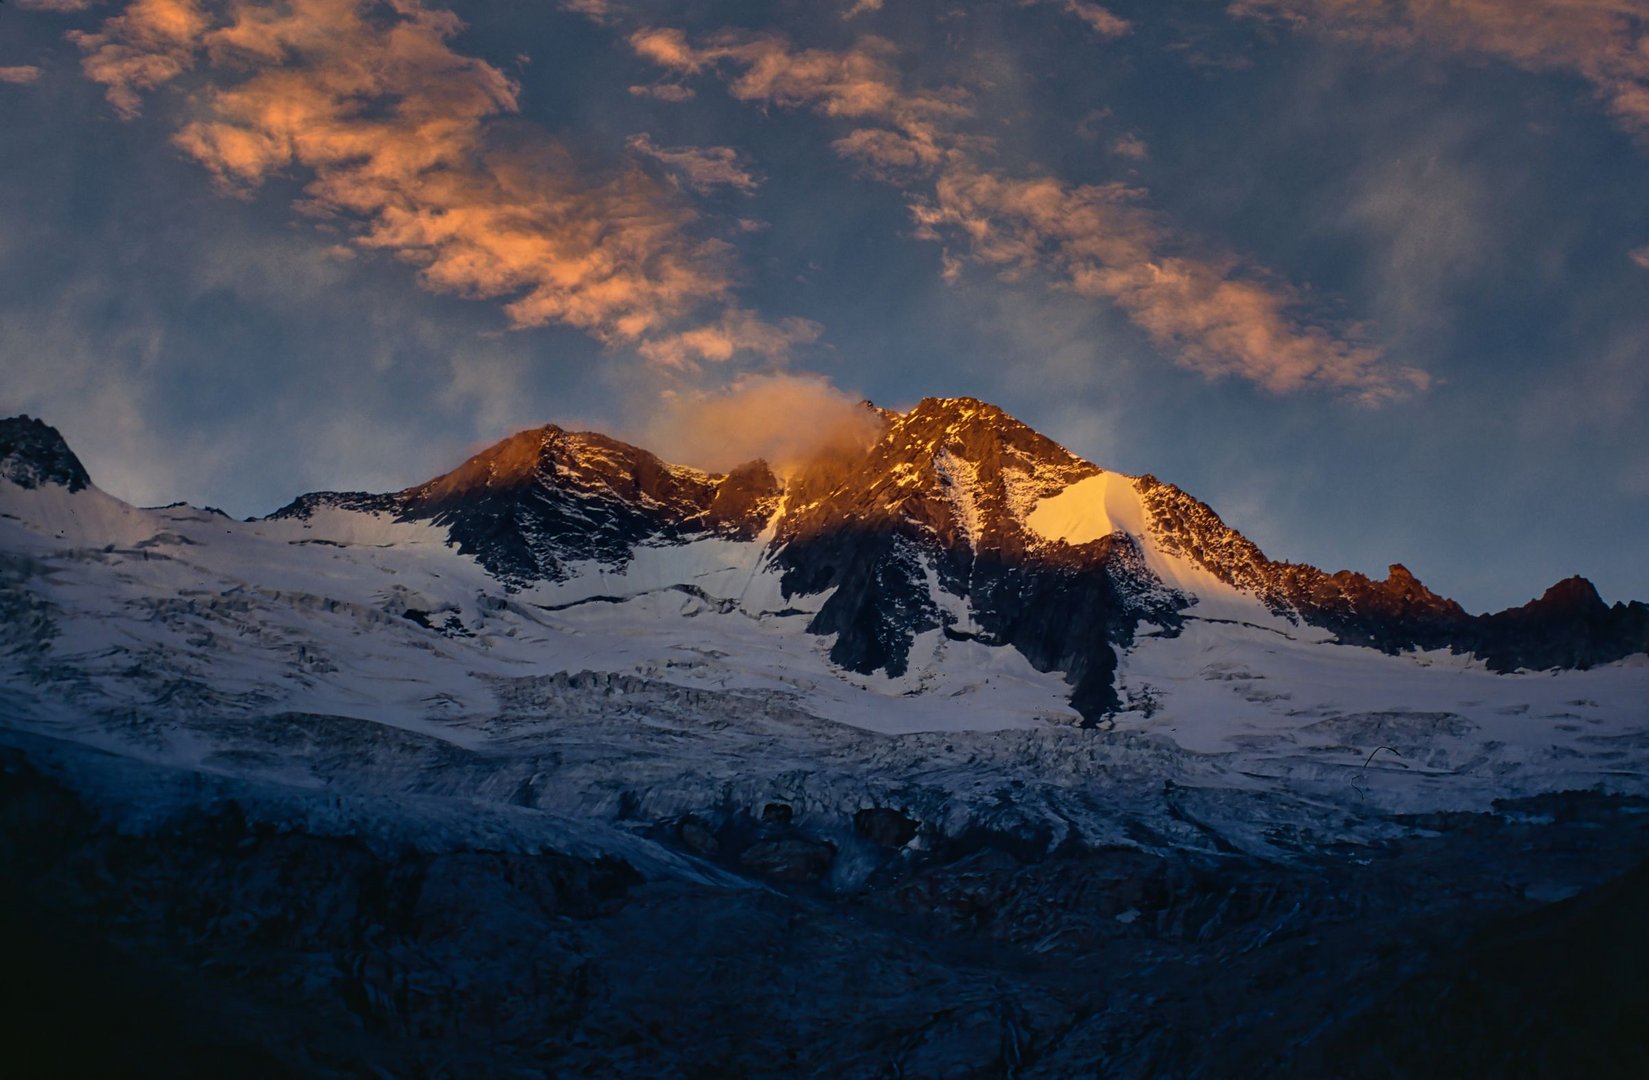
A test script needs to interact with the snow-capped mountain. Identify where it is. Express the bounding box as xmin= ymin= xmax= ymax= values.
xmin=4 ymin=403 xmax=1647 ymax=1075
xmin=259 ymin=396 xmax=1649 ymax=719
xmin=3 ymin=398 xmax=1646 ymax=799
